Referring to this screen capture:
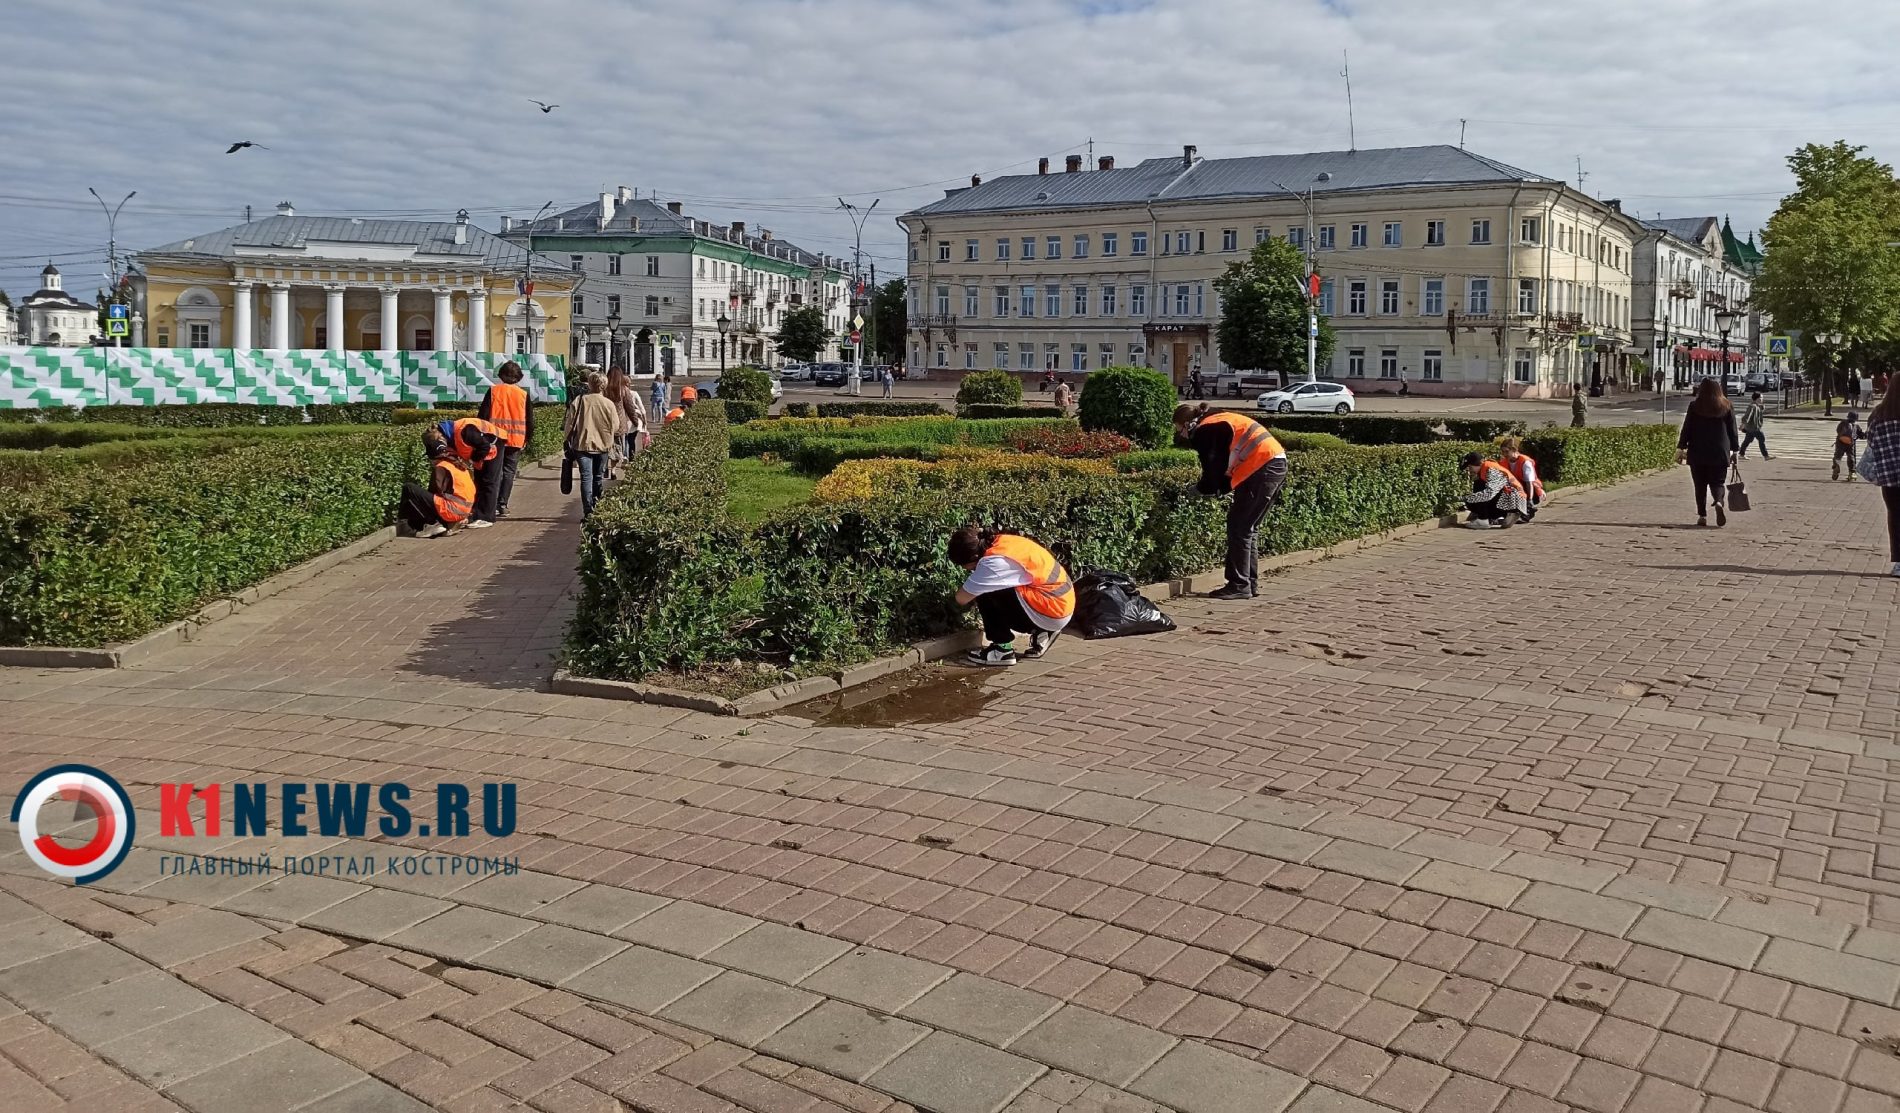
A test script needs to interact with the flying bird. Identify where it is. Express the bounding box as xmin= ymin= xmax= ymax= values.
xmin=529 ymin=100 xmax=560 ymax=114
xmin=225 ymin=141 xmax=268 ymax=154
